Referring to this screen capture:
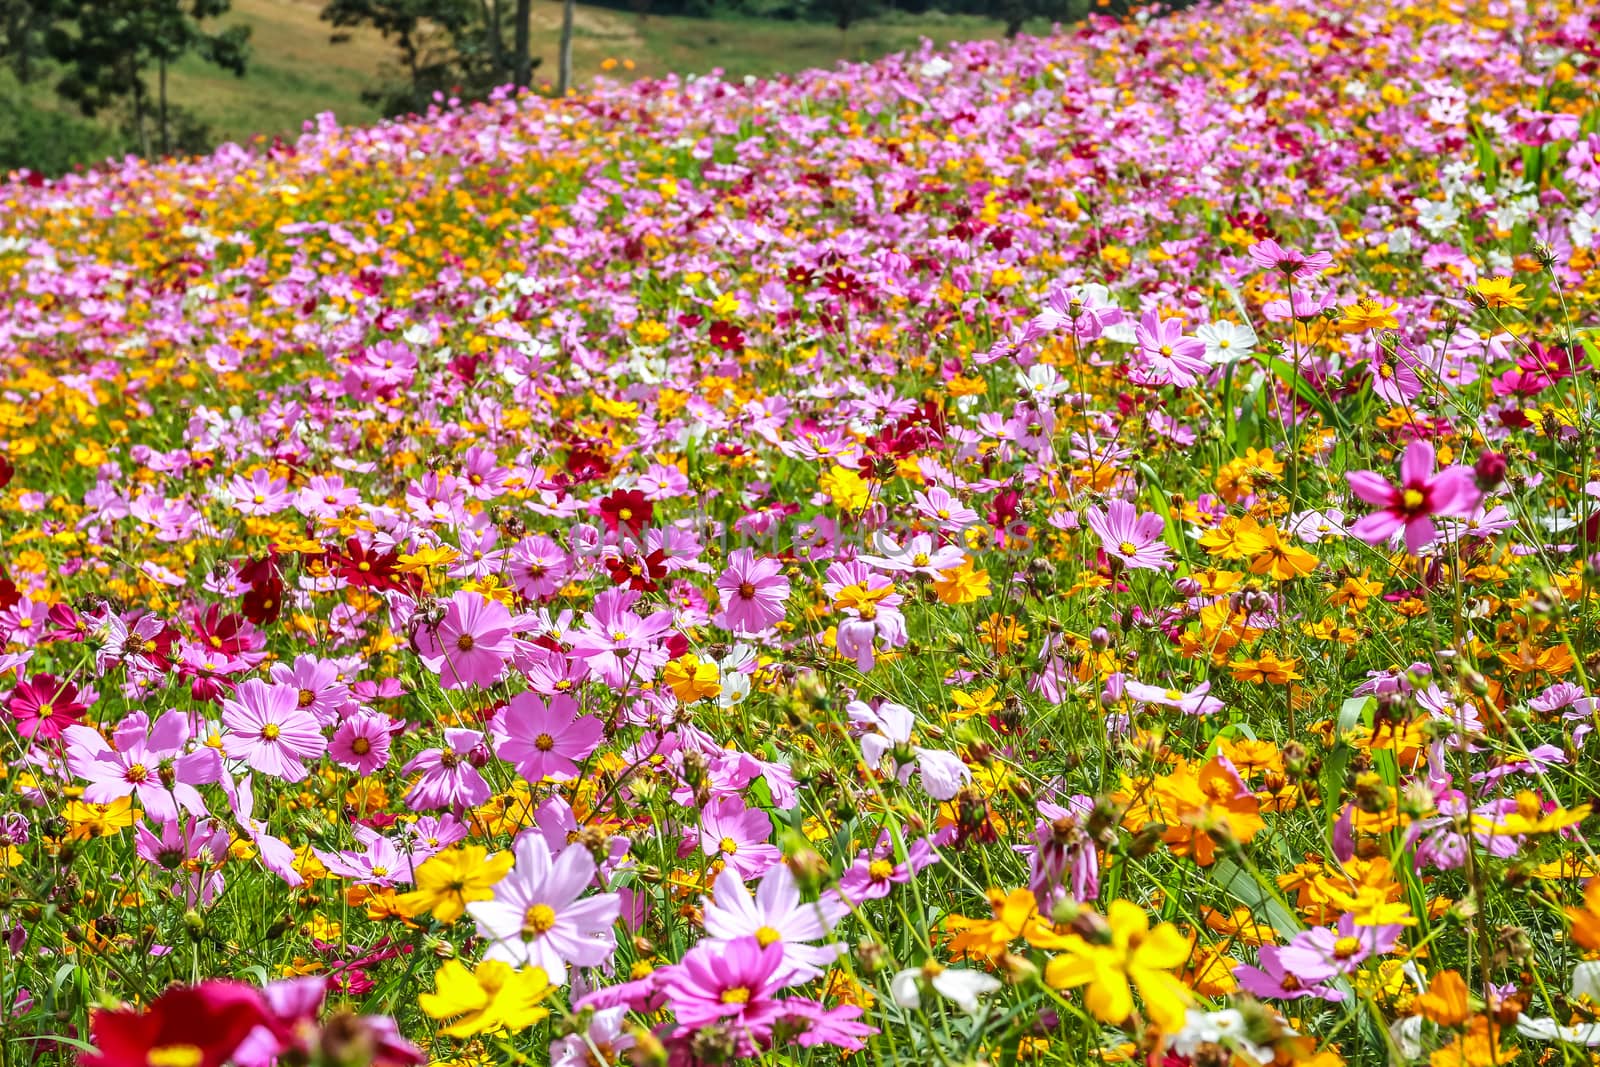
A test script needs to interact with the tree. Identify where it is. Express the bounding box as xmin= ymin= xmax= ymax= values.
xmin=512 ymin=0 xmax=531 ymax=88
xmin=42 ymin=0 xmax=248 ymax=157
xmin=556 ymin=0 xmax=574 ymax=95
xmin=322 ymin=0 xmax=538 ymax=114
